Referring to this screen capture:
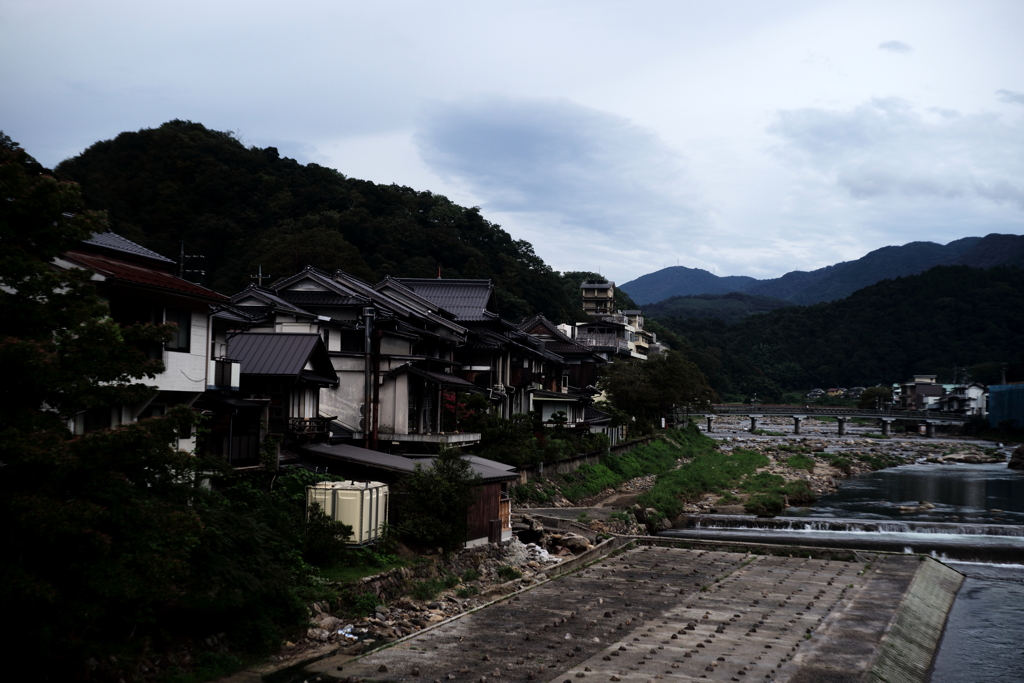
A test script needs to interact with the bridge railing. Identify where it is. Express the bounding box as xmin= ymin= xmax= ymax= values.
xmin=693 ymin=405 xmax=970 ymax=421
